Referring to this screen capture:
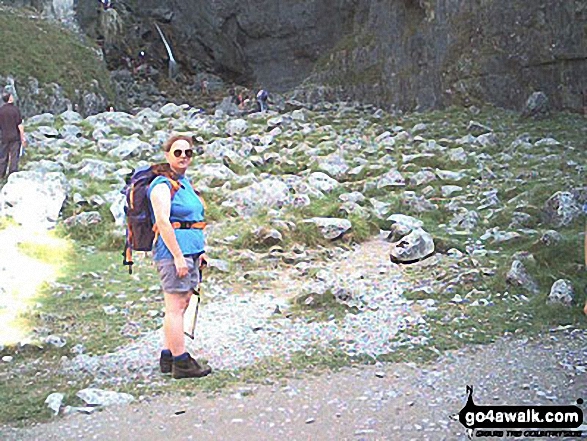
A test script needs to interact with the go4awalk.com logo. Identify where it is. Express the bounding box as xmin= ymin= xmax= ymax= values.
xmin=456 ymin=386 xmax=585 ymax=438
